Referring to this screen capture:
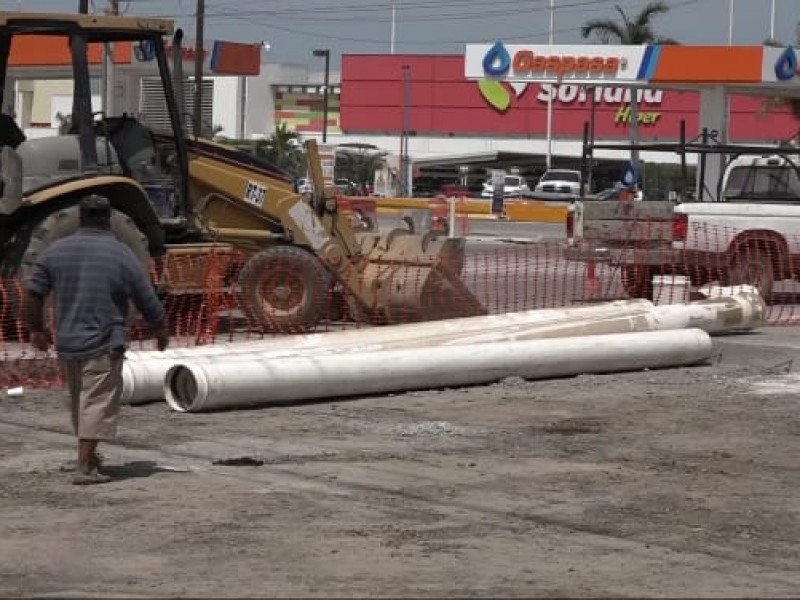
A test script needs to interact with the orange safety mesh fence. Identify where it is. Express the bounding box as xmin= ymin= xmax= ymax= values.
xmin=3 ymin=221 xmax=800 ymax=389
